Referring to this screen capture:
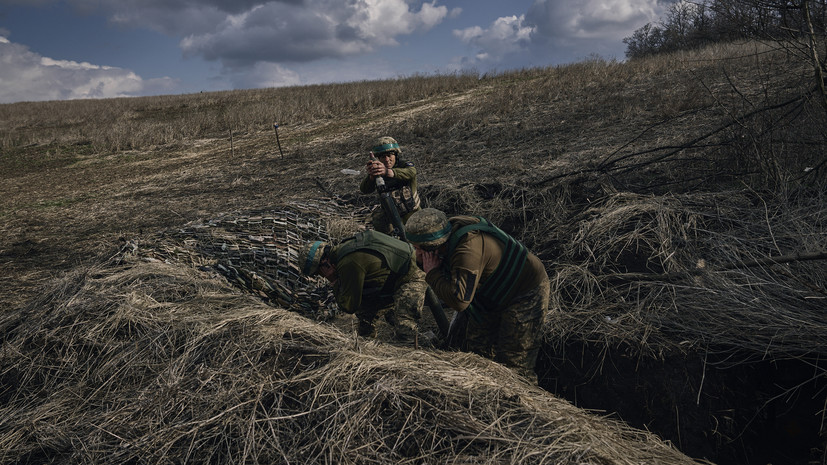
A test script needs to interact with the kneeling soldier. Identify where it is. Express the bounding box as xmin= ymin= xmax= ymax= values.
xmin=405 ymin=208 xmax=550 ymax=381
xmin=299 ymin=230 xmax=427 ymax=342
